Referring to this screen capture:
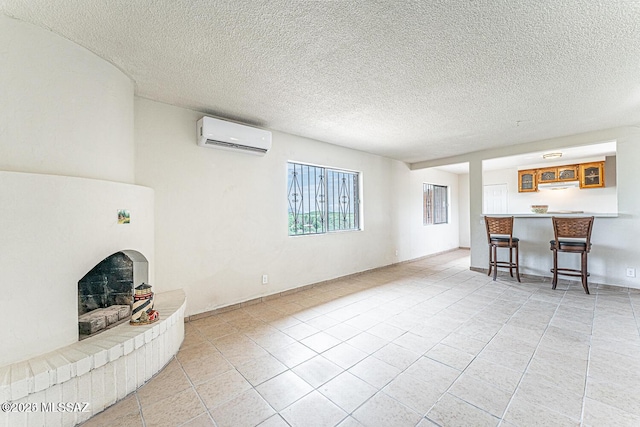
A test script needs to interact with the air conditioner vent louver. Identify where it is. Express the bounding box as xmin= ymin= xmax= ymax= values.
xmin=197 ymin=116 xmax=271 ymax=155
xmin=204 ymin=139 xmax=268 ymax=154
